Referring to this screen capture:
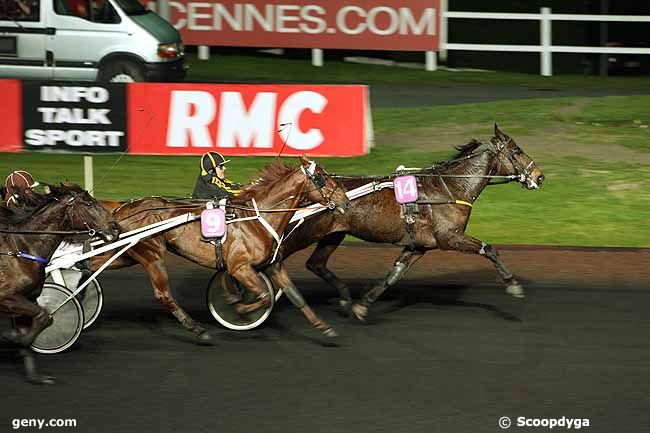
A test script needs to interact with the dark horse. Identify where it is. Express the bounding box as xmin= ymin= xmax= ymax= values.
xmin=278 ymin=125 xmax=545 ymax=320
xmin=91 ymin=156 xmax=350 ymax=343
xmin=0 ymin=184 xmax=120 ymax=384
